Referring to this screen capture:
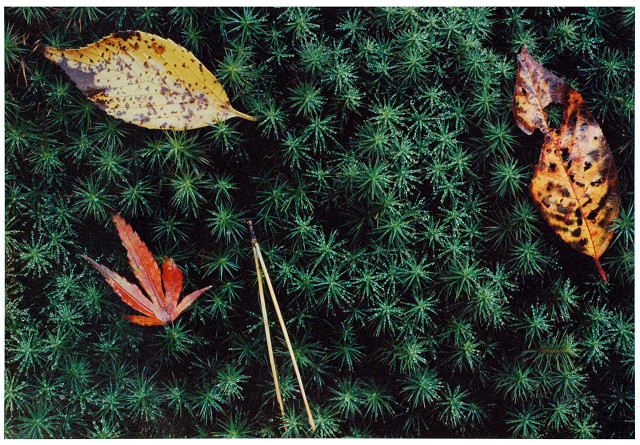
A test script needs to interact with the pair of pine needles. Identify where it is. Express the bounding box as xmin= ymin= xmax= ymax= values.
xmin=248 ymin=221 xmax=316 ymax=432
